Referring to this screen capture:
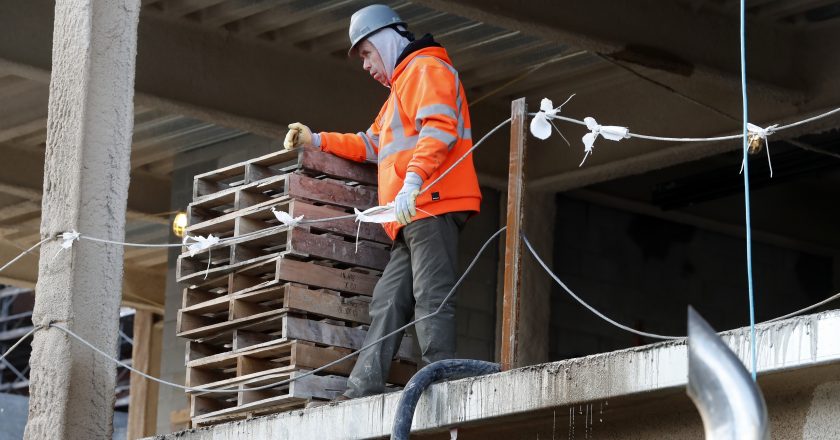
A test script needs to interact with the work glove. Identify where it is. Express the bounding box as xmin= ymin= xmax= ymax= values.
xmin=284 ymin=122 xmax=314 ymax=150
xmin=394 ymin=172 xmax=423 ymax=225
